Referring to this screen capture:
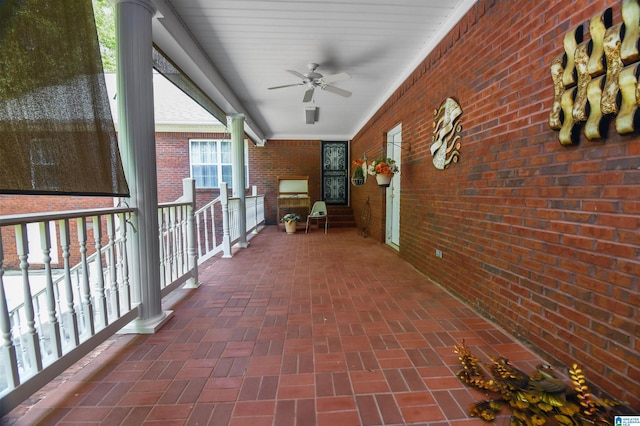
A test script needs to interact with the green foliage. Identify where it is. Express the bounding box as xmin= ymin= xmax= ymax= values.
xmin=0 ymin=0 xmax=104 ymax=100
xmin=92 ymin=0 xmax=116 ymax=72
xmin=281 ymin=213 xmax=301 ymax=223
